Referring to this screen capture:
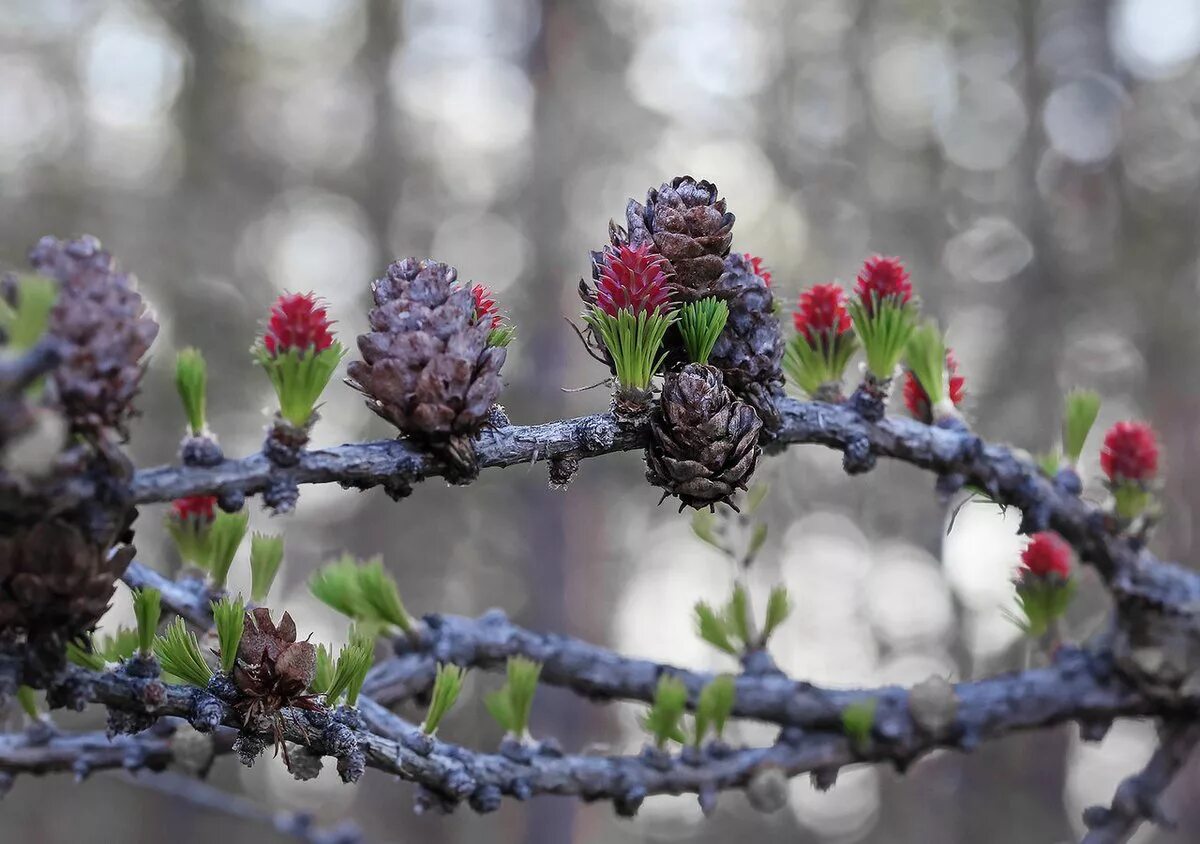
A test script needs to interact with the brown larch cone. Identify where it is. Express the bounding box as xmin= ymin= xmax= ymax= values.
xmin=645 ymin=363 xmax=762 ymax=511
xmin=0 ymin=236 xmax=149 ymax=674
xmin=233 ymin=608 xmax=318 ymax=713
xmin=707 ymin=253 xmax=785 ymax=430
xmin=0 ymin=519 xmax=134 ymax=662
xmin=624 ymin=176 xmax=735 ymax=301
xmin=345 ymin=257 xmax=506 ymax=484
xmin=29 ymin=235 xmax=159 ymax=440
